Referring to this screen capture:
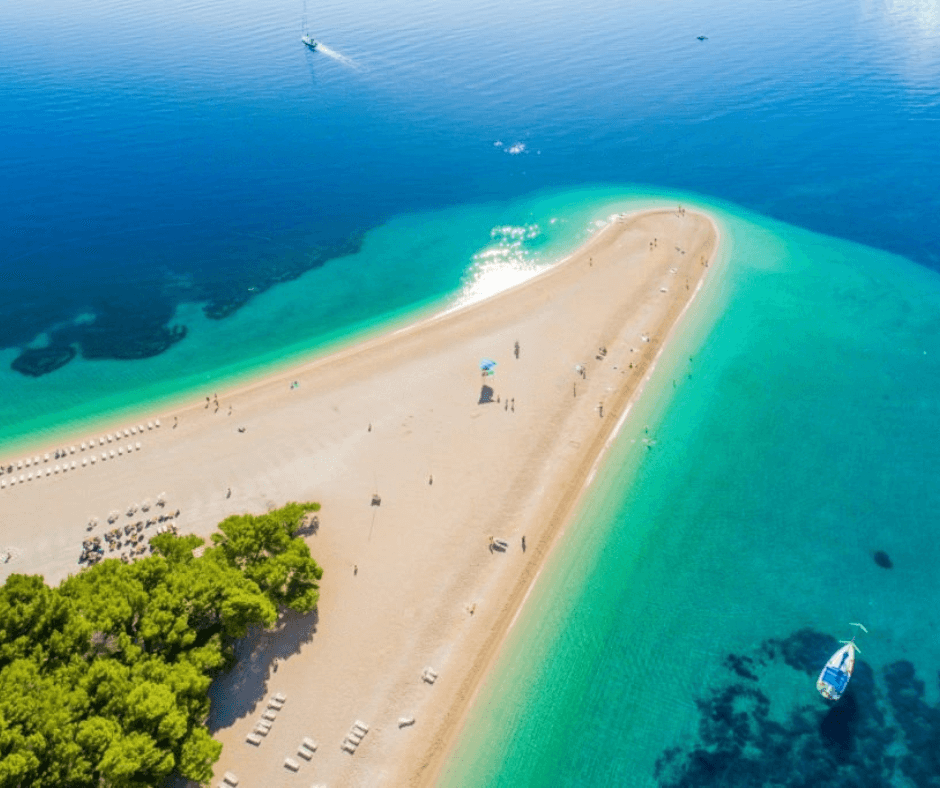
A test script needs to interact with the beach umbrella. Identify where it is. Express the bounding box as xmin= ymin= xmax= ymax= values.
xmin=479 ymin=358 xmax=498 ymax=376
